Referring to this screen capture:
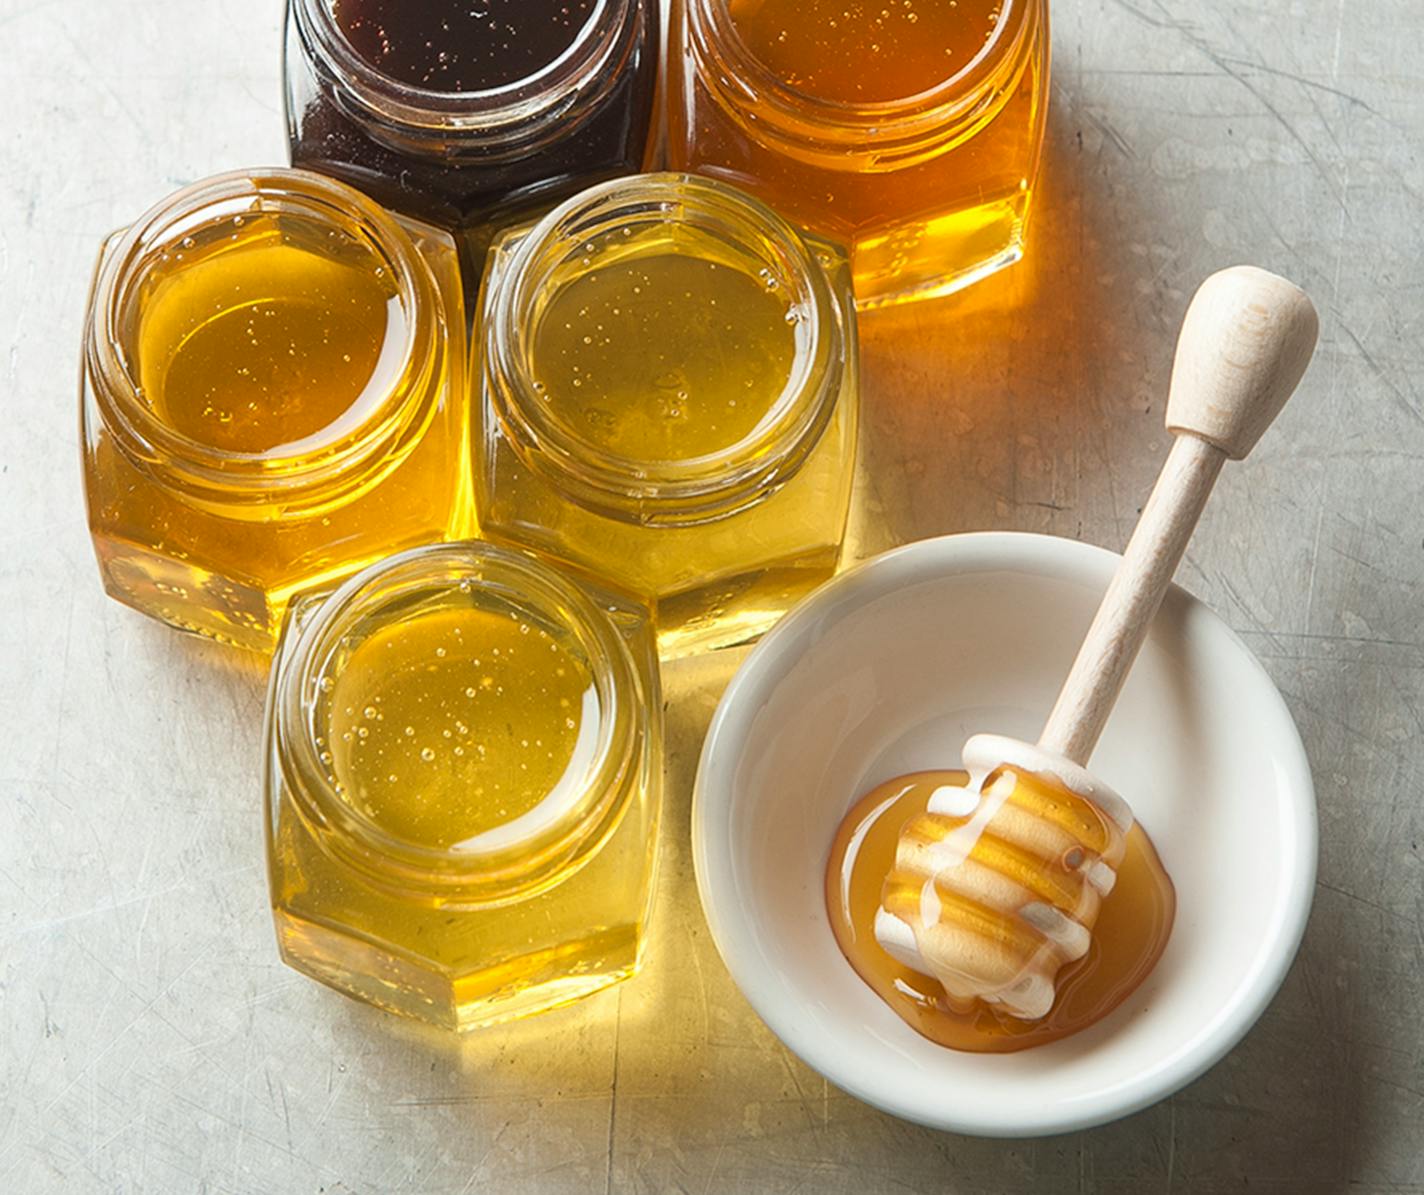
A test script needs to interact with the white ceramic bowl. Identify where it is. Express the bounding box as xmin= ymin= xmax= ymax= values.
xmin=693 ymin=533 xmax=1316 ymax=1137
